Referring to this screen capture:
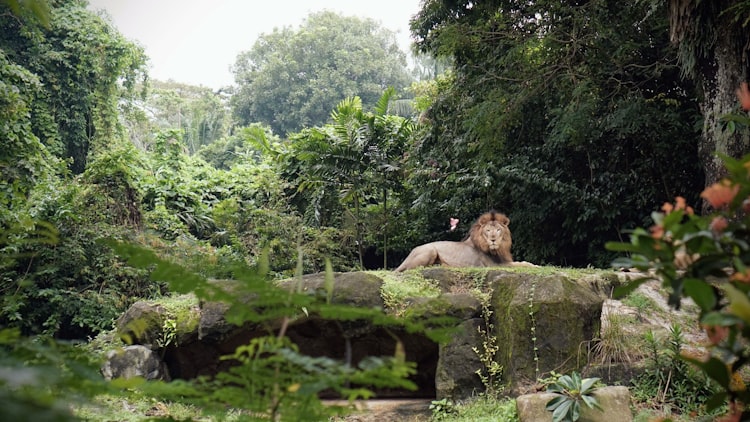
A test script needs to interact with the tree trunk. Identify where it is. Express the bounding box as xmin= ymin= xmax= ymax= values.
xmin=695 ymin=22 xmax=750 ymax=191
xmin=669 ymin=0 xmax=750 ymax=208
